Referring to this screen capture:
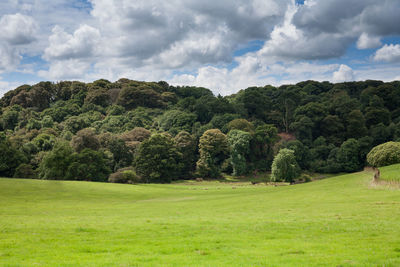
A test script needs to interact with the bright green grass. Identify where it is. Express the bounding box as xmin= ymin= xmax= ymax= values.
xmin=380 ymin=163 xmax=400 ymax=182
xmin=1 ymin=171 xmax=400 ymax=266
